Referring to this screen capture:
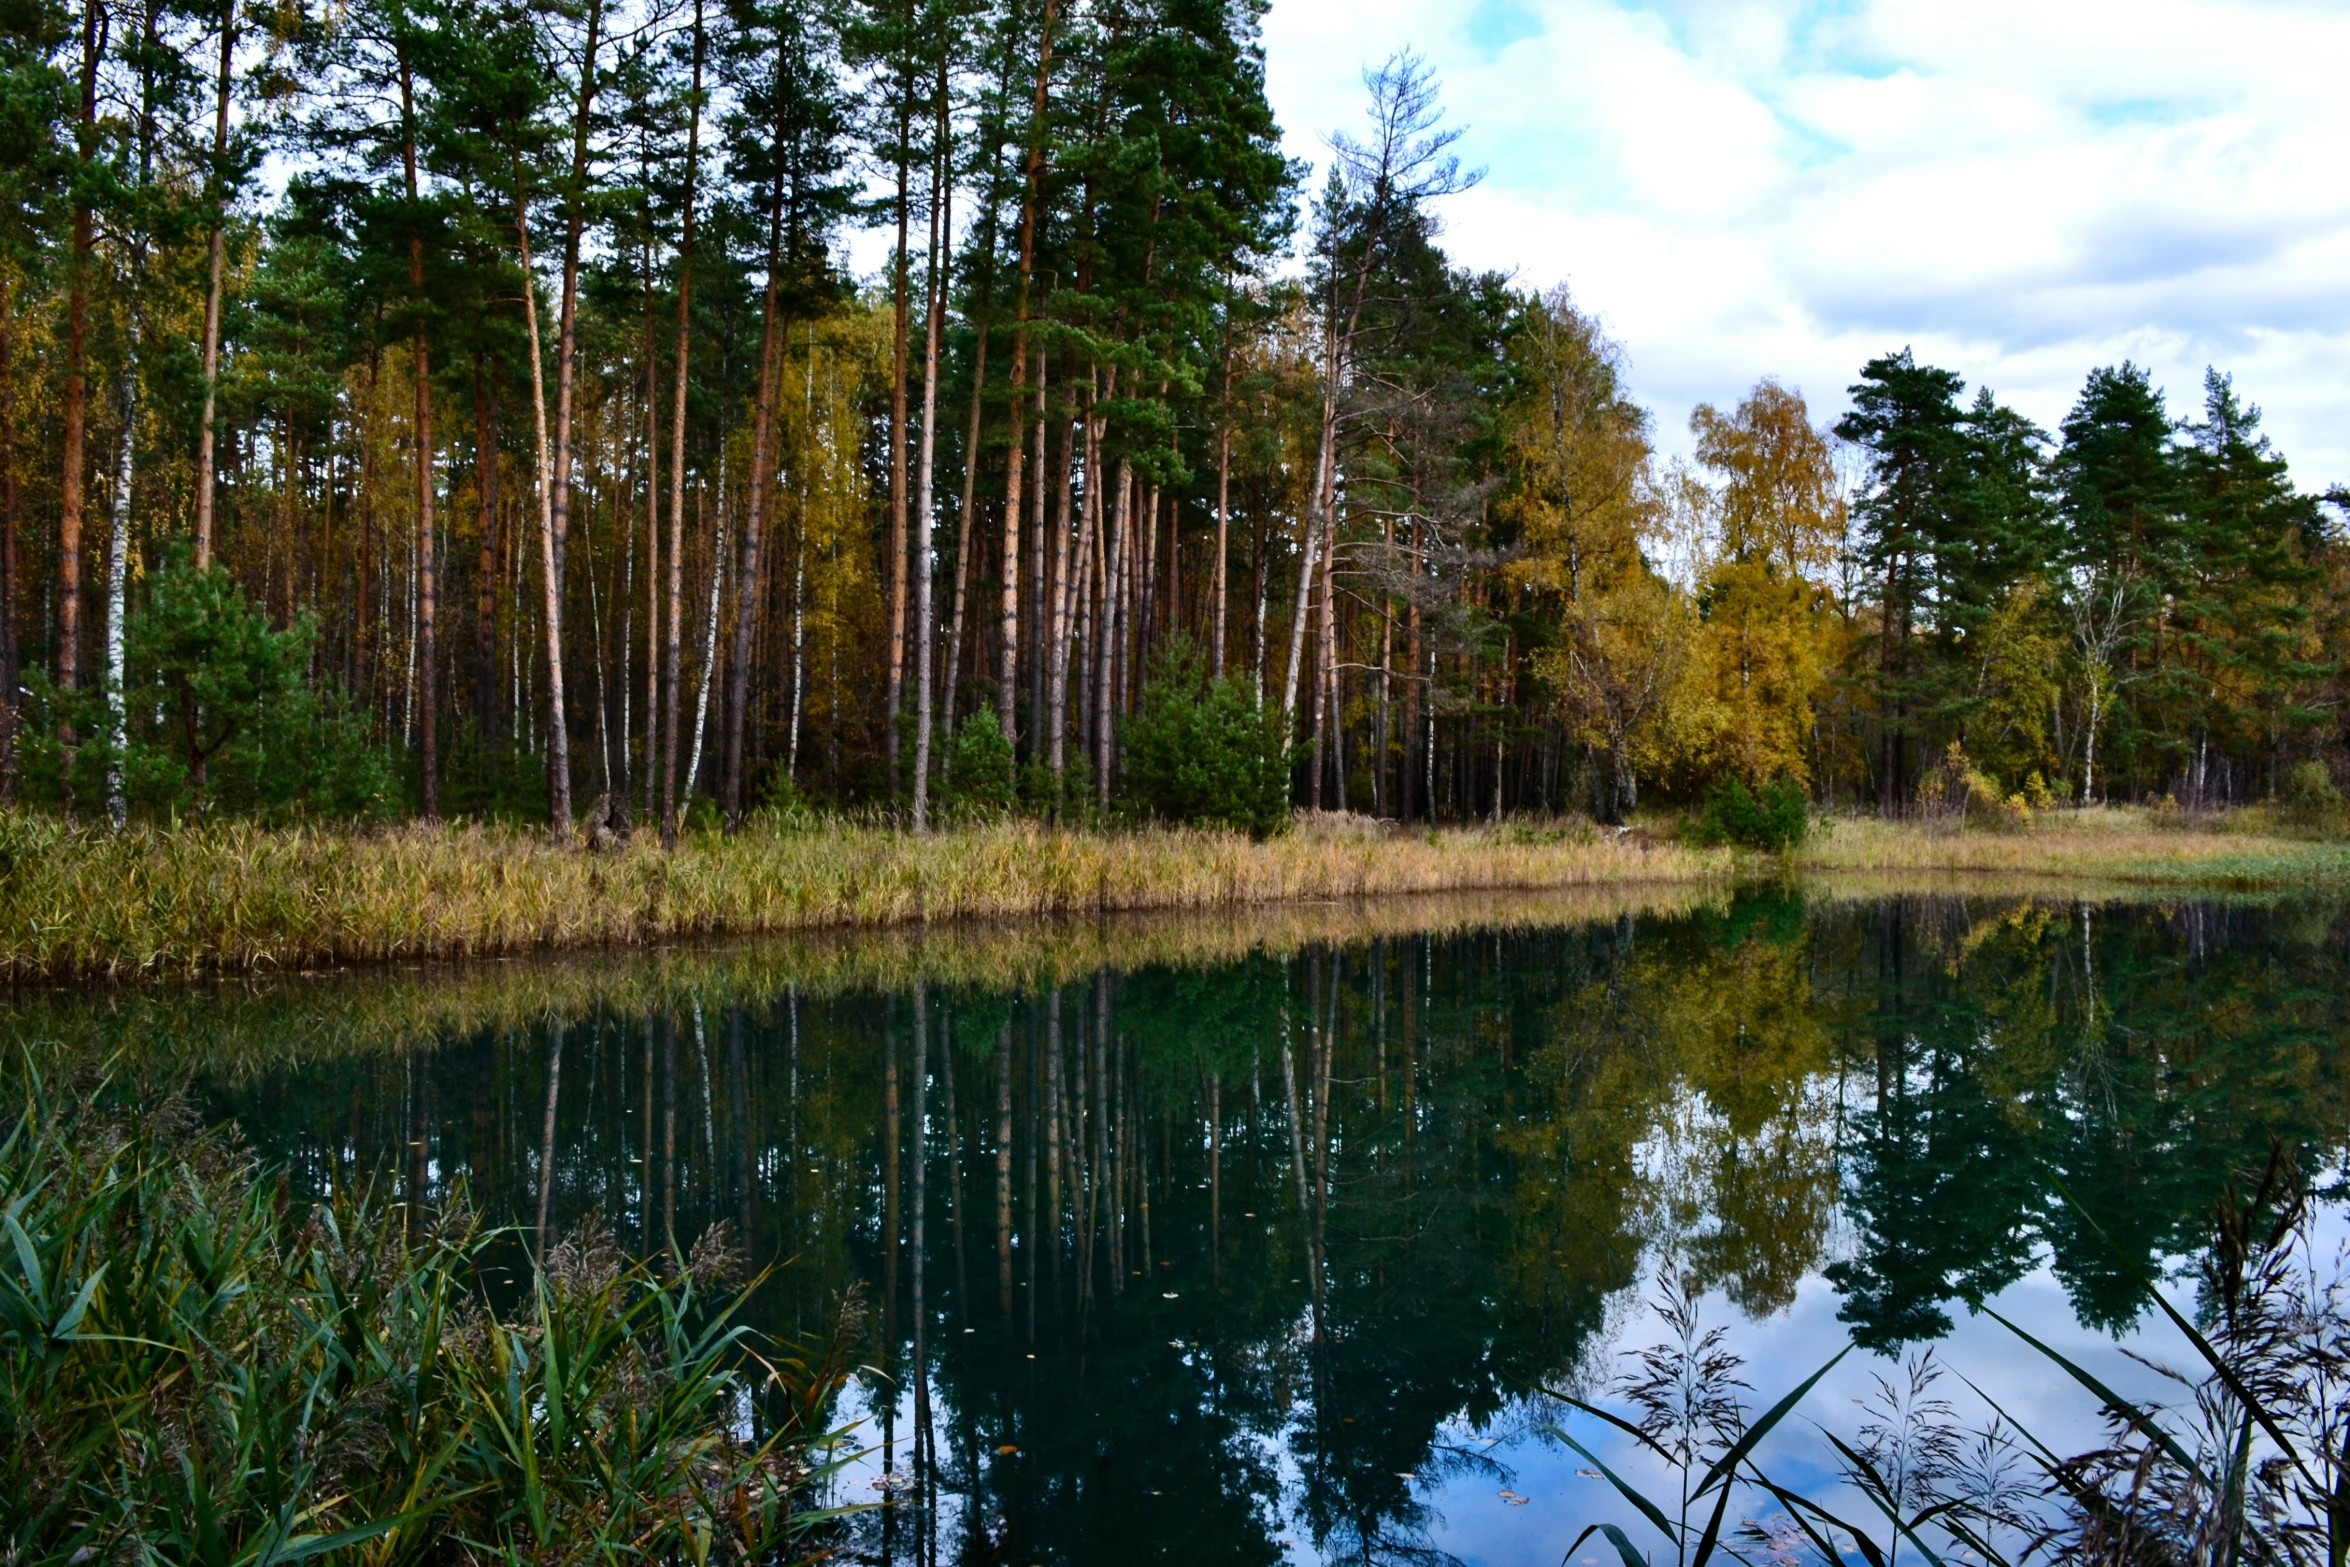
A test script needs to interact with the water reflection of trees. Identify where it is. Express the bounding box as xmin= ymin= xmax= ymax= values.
xmin=187 ymin=893 xmax=2350 ymax=1564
